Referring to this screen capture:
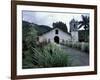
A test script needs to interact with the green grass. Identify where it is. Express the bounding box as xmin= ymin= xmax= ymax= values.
xmin=32 ymin=43 xmax=69 ymax=68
